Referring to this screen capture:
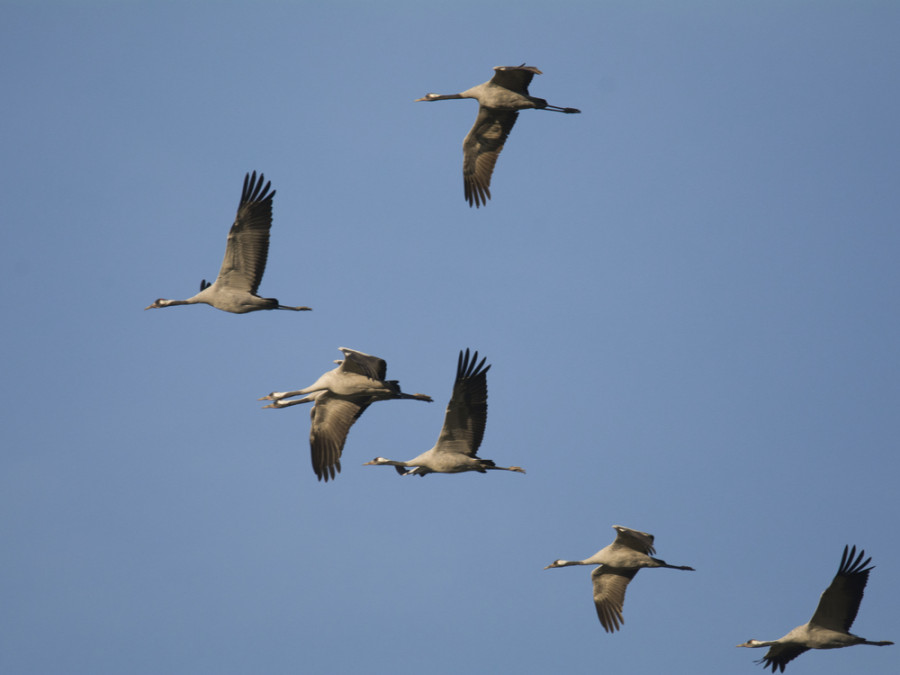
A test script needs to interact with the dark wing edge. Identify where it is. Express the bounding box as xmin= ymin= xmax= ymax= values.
xmin=463 ymin=109 xmax=519 ymax=207
xmin=216 ymin=171 xmax=276 ymax=294
xmin=809 ymin=545 xmax=872 ymax=632
xmin=310 ymin=395 xmax=372 ymax=482
xmin=435 ymin=348 xmax=490 ymax=455
xmin=756 ymin=643 xmax=809 ymax=673
xmin=591 ymin=568 xmax=637 ymax=633
xmin=339 ymin=348 xmax=389 ymax=381
xmin=490 ymin=65 xmax=542 ymax=93
xmin=613 ymin=526 xmax=657 ymax=556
